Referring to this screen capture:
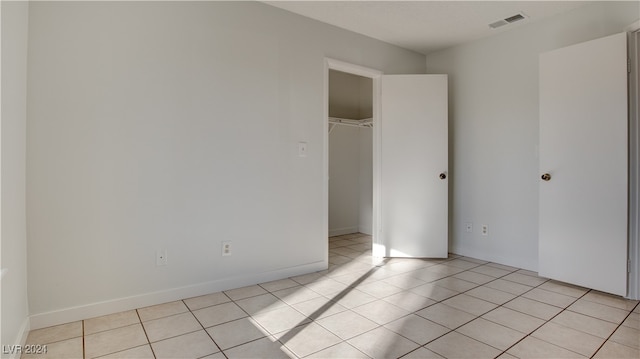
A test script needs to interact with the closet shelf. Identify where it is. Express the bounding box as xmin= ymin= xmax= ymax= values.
xmin=328 ymin=117 xmax=373 ymax=134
